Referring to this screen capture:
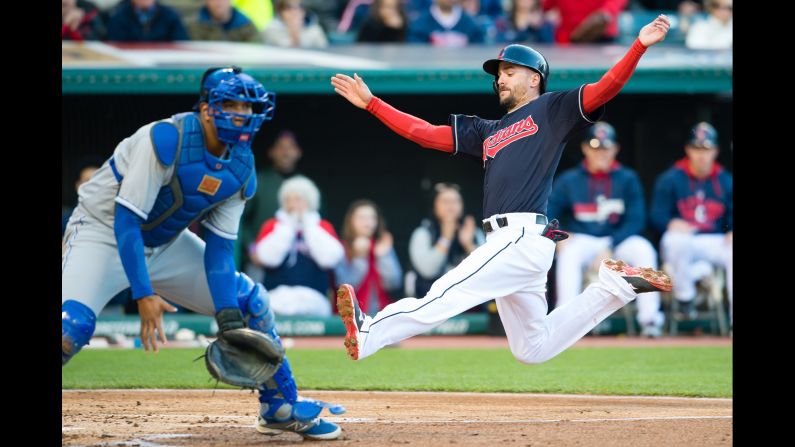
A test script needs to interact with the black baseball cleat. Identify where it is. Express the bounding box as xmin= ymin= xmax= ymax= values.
xmin=603 ymin=259 xmax=673 ymax=293
xmin=336 ymin=284 xmax=366 ymax=360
